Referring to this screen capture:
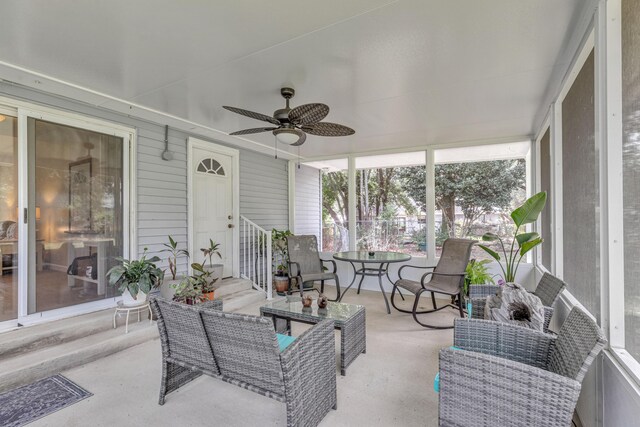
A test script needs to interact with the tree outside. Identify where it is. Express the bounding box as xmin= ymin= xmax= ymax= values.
xmin=321 ymin=159 xmax=526 ymax=259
